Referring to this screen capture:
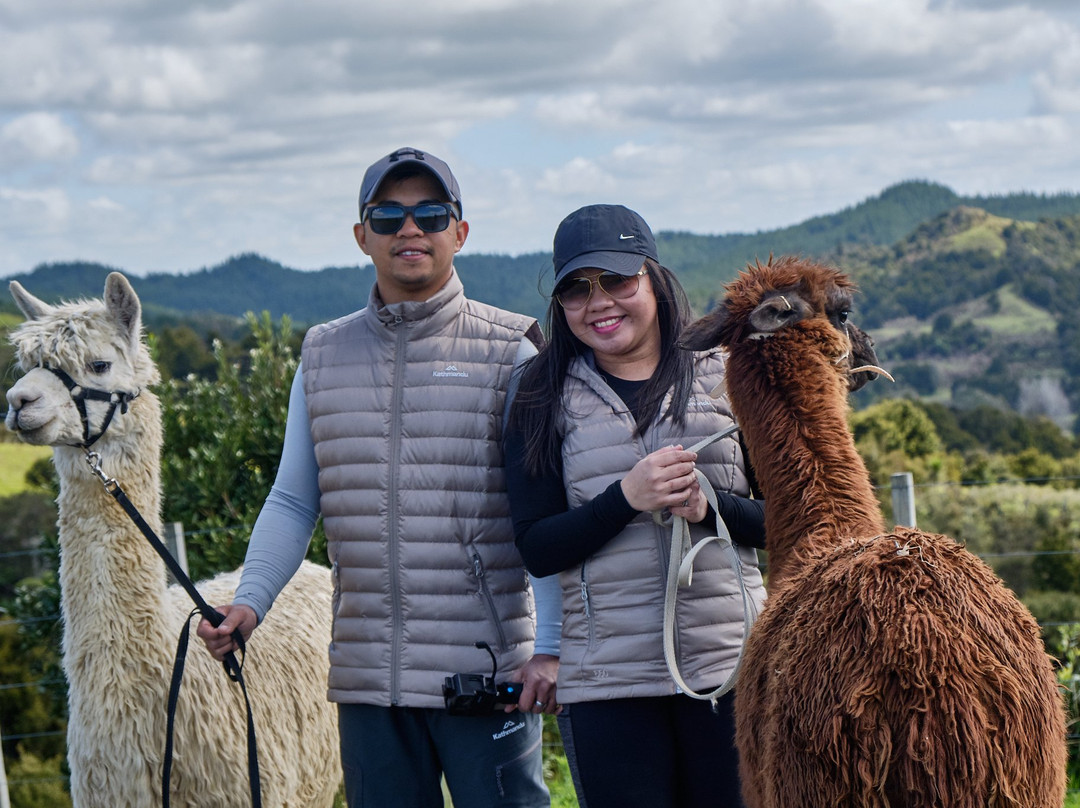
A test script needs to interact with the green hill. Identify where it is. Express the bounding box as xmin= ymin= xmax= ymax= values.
xmin=6 ymin=179 xmax=1080 ymax=325
xmin=4 ymin=179 xmax=1080 ymax=431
